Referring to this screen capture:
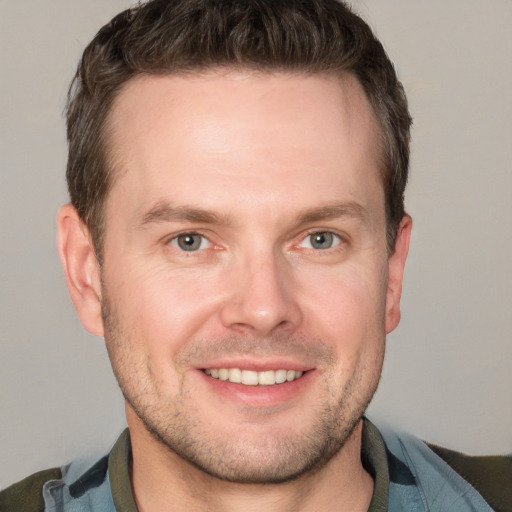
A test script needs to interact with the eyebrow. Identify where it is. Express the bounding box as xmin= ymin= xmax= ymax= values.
xmin=297 ymin=201 xmax=369 ymax=224
xmin=139 ymin=202 xmax=233 ymax=228
xmin=138 ymin=200 xmax=369 ymax=229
